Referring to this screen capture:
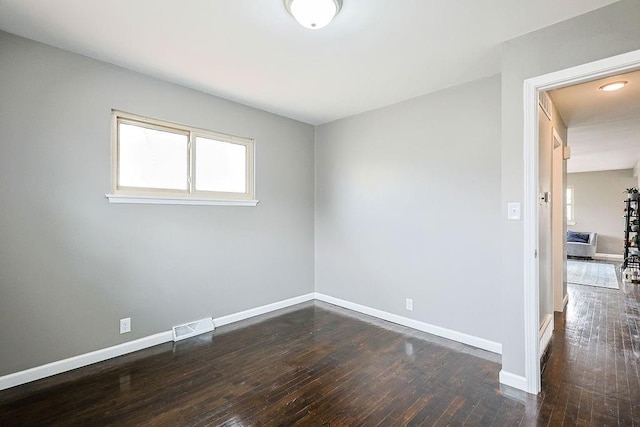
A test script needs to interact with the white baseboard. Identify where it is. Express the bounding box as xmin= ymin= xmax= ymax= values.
xmin=314 ymin=293 xmax=502 ymax=354
xmin=1 ymin=292 xmax=502 ymax=391
xmin=0 ymin=292 xmax=316 ymax=391
xmin=539 ymin=314 xmax=554 ymax=359
xmin=0 ymin=331 xmax=173 ymax=391
xmin=213 ymin=293 xmax=315 ymax=327
xmin=499 ymin=370 xmax=528 ymax=391
xmin=594 ymin=253 xmax=623 ymax=261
